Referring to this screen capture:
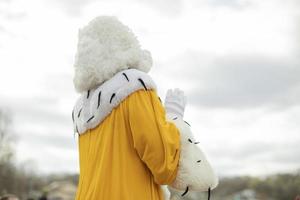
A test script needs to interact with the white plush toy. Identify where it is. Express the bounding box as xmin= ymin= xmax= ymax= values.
xmin=164 ymin=89 xmax=218 ymax=200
